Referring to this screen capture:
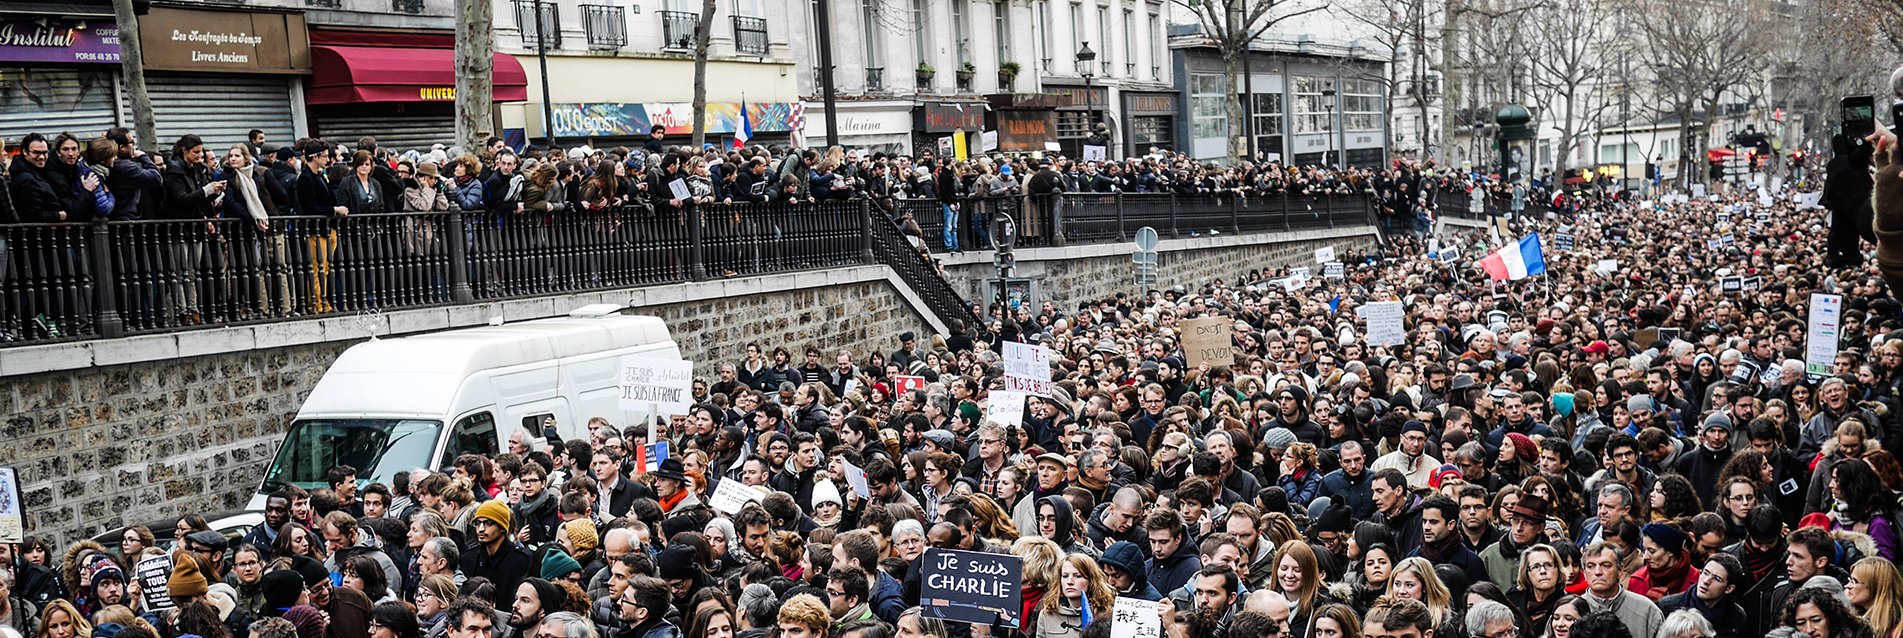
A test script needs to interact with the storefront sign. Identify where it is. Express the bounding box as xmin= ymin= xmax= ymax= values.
xmin=995 ymin=111 xmax=1056 ymax=152
xmin=140 ymin=7 xmax=311 ymax=74
xmin=0 ymin=17 xmax=121 ymax=64
xmin=1047 ymin=85 xmax=1108 ymax=109
xmin=1125 ymin=93 xmax=1177 ymax=114
xmin=804 ymin=108 xmax=911 ymax=139
xmin=550 ymin=102 xmax=800 ymax=137
xmin=918 ymin=102 xmax=986 ymax=133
